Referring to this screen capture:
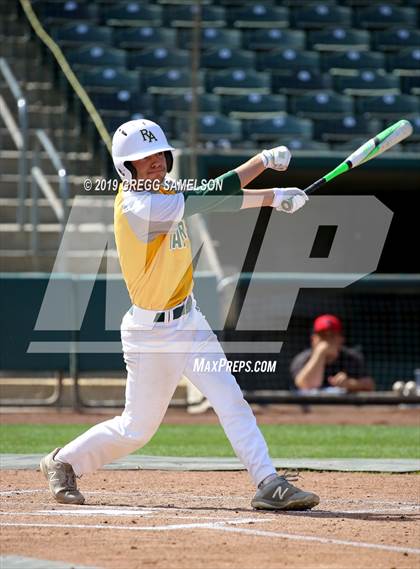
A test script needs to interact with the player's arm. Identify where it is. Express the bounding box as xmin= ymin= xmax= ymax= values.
xmin=184 ymin=146 xmax=307 ymax=216
xmin=293 ymin=342 xmax=335 ymax=390
xmin=328 ymin=373 xmax=375 ymax=392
